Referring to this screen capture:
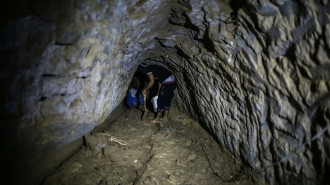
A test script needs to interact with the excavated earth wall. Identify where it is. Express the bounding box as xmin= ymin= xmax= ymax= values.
xmin=0 ymin=0 xmax=329 ymax=184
